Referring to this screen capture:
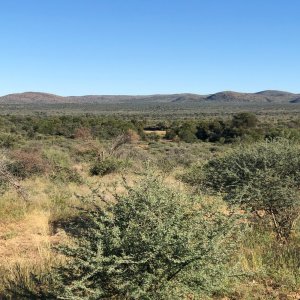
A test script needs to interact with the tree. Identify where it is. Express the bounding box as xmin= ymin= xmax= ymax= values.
xmin=231 ymin=112 xmax=258 ymax=129
xmin=177 ymin=123 xmax=197 ymax=143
